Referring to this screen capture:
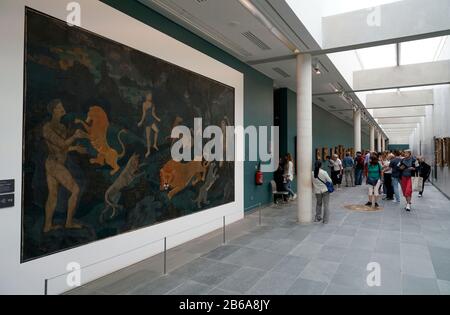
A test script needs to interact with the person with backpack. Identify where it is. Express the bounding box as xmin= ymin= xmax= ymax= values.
xmin=399 ymin=150 xmax=416 ymax=212
xmin=417 ymin=156 xmax=431 ymax=198
xmin=365 ymin=153 xmax=383 ymax=208
xmin=354 ymin=151 xmax=365 ymax=186
xmin=312 ymin=160 xmax=333 ymax=224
